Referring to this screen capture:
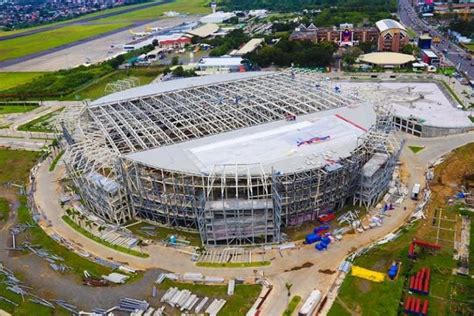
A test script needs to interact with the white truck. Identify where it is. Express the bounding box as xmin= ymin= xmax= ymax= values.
xmin=411 ymin=183 xmax=421 ymax=200
xmin=298 ymin=290 xmax=322 ymax=316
